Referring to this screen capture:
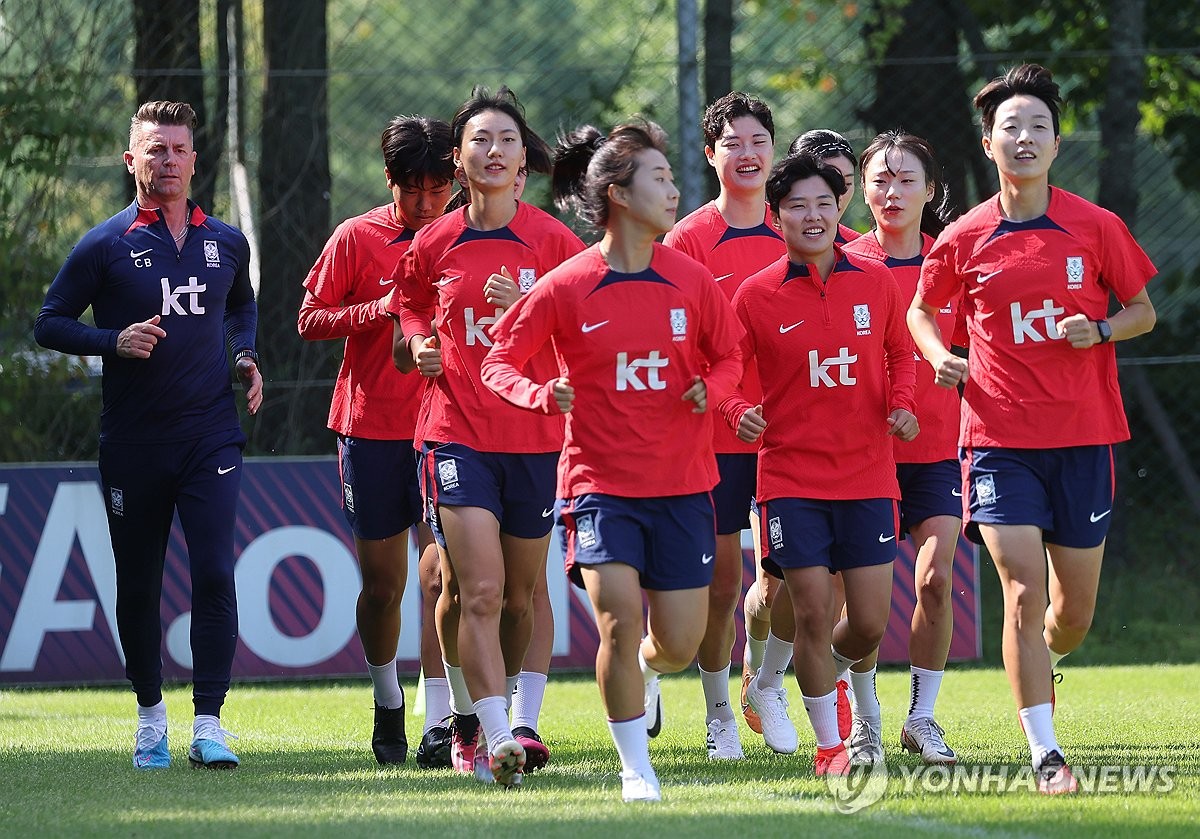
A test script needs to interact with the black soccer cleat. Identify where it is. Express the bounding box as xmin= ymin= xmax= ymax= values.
xmin=415 ymin=718 xmax=454 ymax=769
xmin=372 ymin=703 xmax=408 ymax=765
